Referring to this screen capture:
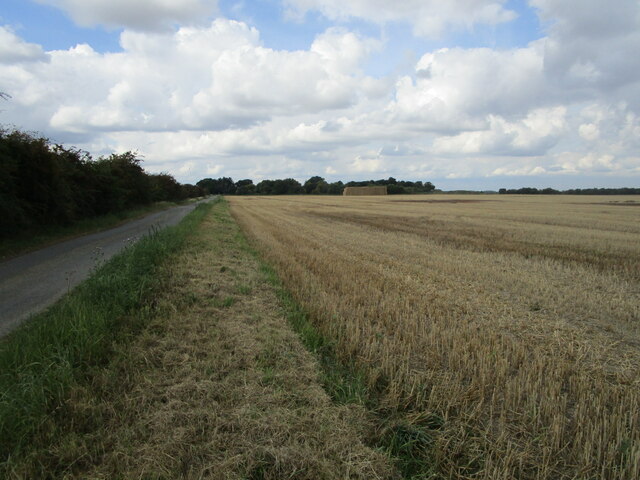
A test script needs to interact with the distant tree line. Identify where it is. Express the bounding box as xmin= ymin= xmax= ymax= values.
xmin=0 ymin=128 xmax=204 ymax=237
xmin=498 ymin=187 xmax=640 ymax=195
xmin=345 ymin=177 xmax=436 ymax=194
xmin=196 ymin=176 xmax=436 ymax=196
